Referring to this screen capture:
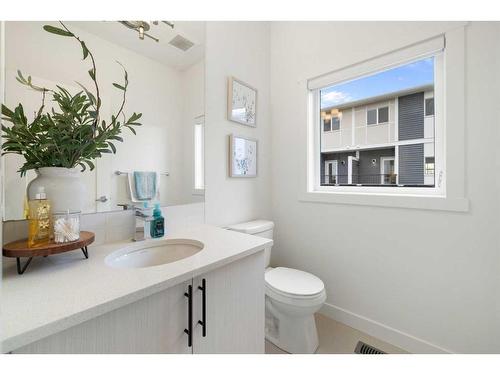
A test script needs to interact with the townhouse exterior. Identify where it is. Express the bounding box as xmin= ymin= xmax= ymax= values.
xmin=320 ymin=84 xmax=435 ymax=187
